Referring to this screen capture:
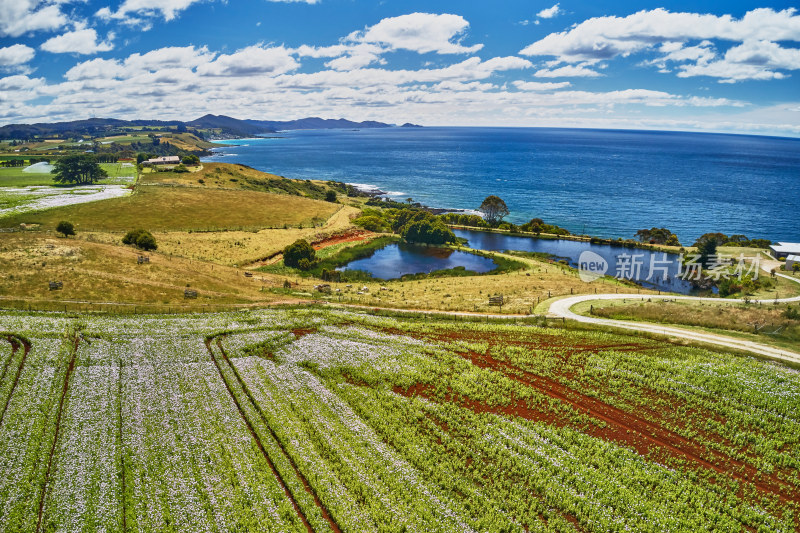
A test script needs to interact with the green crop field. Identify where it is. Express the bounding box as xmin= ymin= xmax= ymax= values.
xmin=0 ymin=163 xmax=135 ymax=188
xmin=0 ymin=308 xmax=797 ymax=532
